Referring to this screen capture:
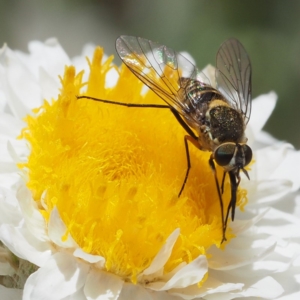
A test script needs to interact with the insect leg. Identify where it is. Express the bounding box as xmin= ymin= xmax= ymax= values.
xmin=77 ymin=95 xmax=170 ymax=109
xmin=221 ymin=171 xmax=227 ymax=194
xmin=225 ymin=171 xmax=240 ymax=219
xmin=168 ymin=108 xmax=198 ymax=139
xmin=167 ymin=108 xmax=199 ymax=197
xmin=209 ymin=156 xmax=226 ymax=243
xmin=78 ymin=96 xmax=197 ymax=138
xmin=176 ymin=135 xmax=201 ymax=197
xmin=223 ymin=171 xmax=241 ymax=238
